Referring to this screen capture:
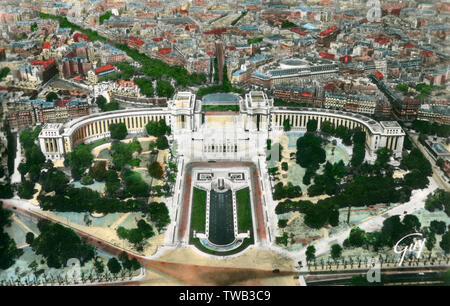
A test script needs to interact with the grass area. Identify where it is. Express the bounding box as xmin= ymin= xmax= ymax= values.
xmin=236 ymin=187 xmax=252 ymax=233
xmin=191 ymin=236 xmax=254 ymax=256
xmin=248 ymin=37 xmax=263 ymax=45
xmin=87 ymin=139 xmax=109 ymax=151
xmin=191 ymin=188 xmax=207 ymax=233
xmin=202 ymin=105 xmax=239 ymax=112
